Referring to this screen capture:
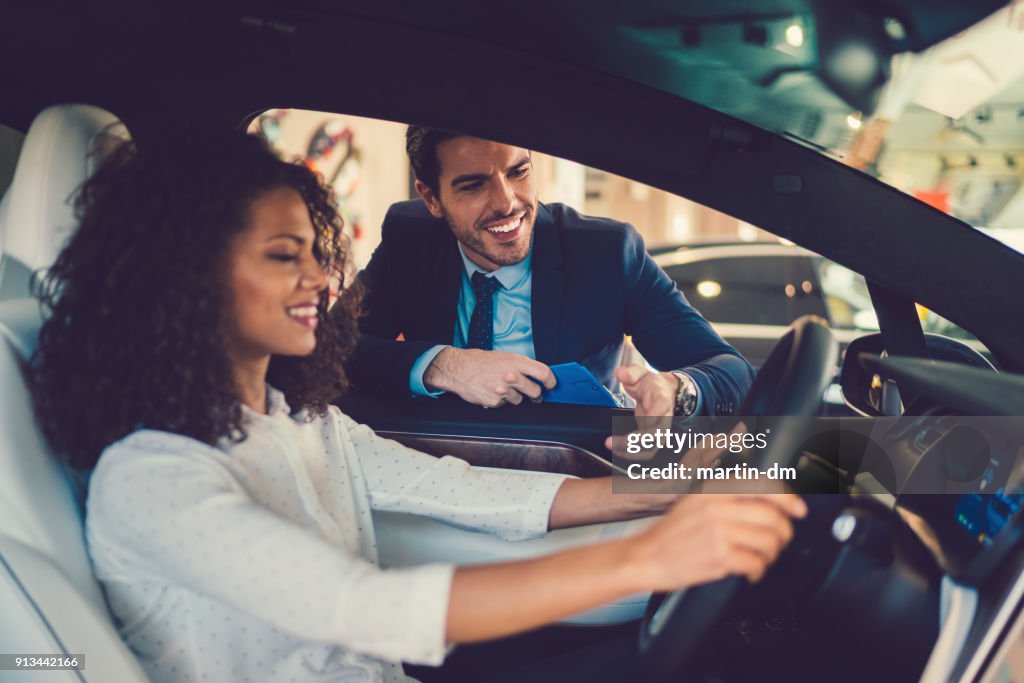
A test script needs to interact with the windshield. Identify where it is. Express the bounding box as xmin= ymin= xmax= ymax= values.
xmin=556 ymin=2 xmax=1022 ymax=349
xmin=566 ymin=3 xmax=1024 ymax=238
xmin=835 ymin=8 xmax=1024 ymax=237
